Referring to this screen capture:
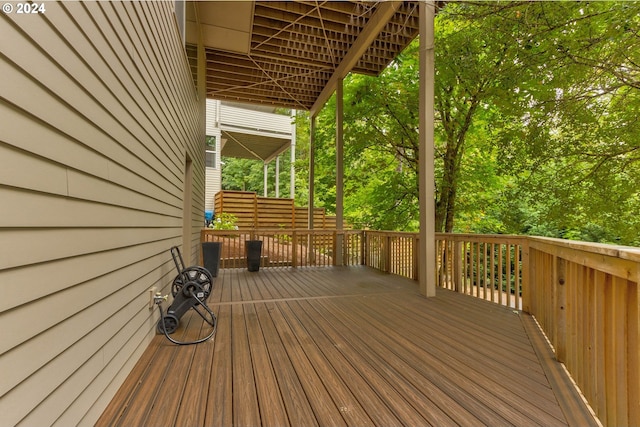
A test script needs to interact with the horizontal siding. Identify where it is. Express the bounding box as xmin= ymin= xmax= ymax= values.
xmin=0 ymin=2 xmax=204 ymax=427
xmin=204 ymin=118 xmax=221 ymax=211
xmin=220 ymin=104 xmax=292 ymax=135
xmin=205 ymin=98 xmax=220 ymax=135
